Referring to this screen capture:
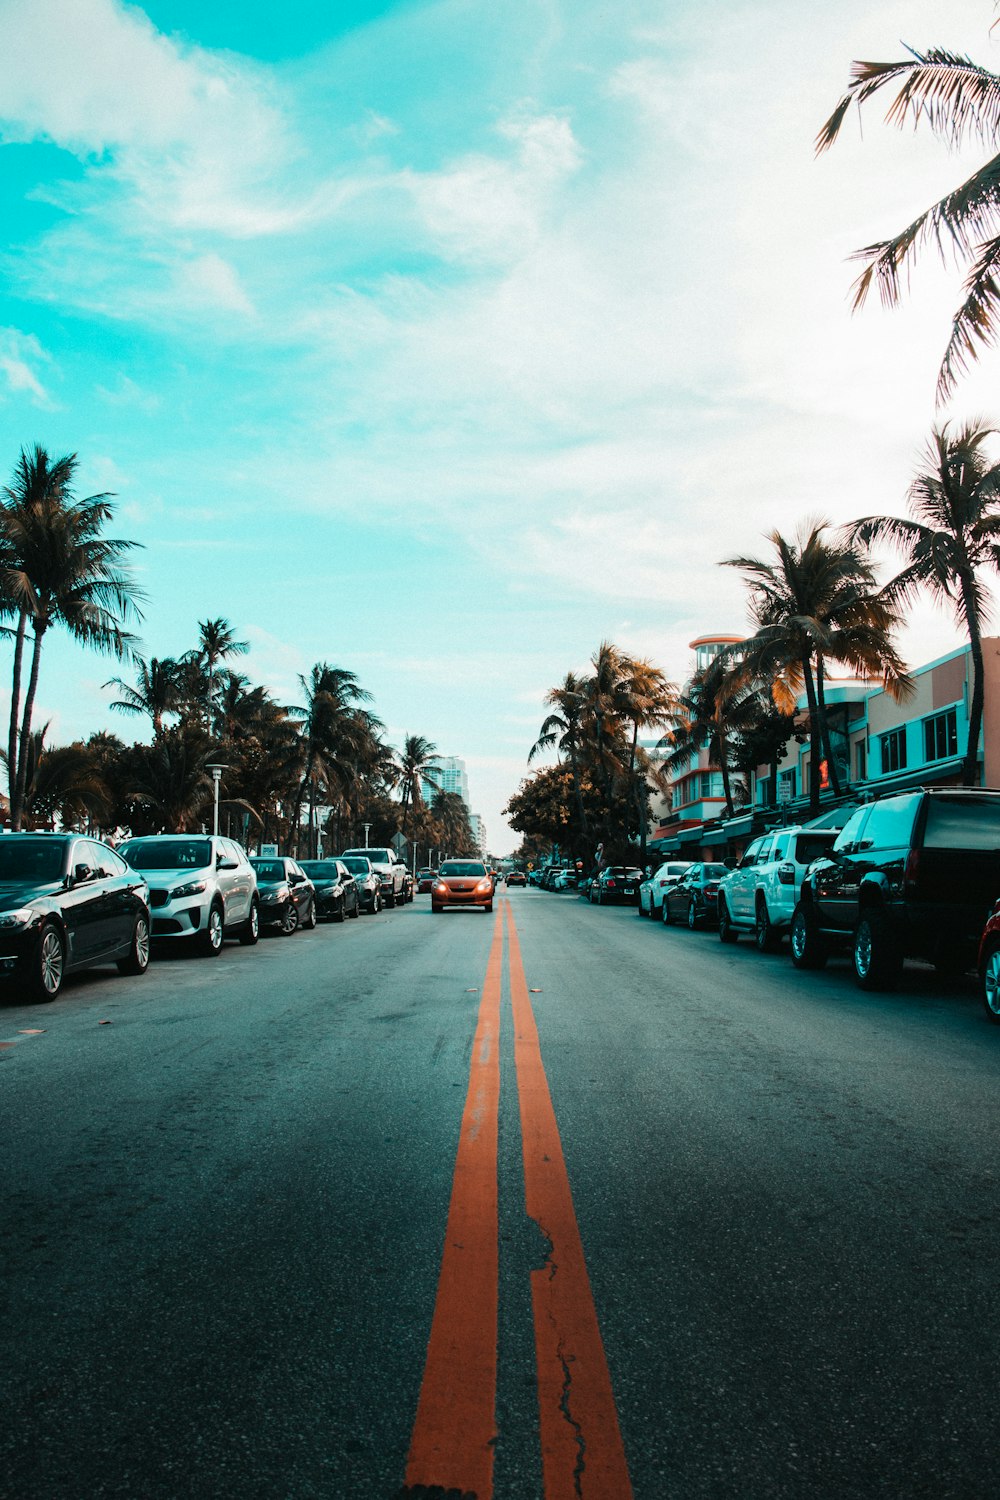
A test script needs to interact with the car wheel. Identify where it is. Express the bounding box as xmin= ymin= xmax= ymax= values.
xmin=279 ymin=902 xmax=298 ymax=936
xmin=371 ymin=892 xmax=382 ymax=914
xmin=485 ymin=901 xmax=493 ymax=913
xmin=348 ymin=896 xmax=360 ymax=918
xmin=333 ymin=899 xmax=346 ymax=924
xmin=238 ymin=899 xmax=260 ymax=946
xmin=199 ymin=902 xmax=225 ymax=956
xmin=981 ymin=944 xmax=1000 ymax=1023
xmin=718 ymin=898 xmax=738 ymax=945
xmin=853 ymin=911 xmax=901 ymax=992
xmin=431 ymin=902 xmax=443 ymax=914
xmin=662 ymin=898 xmax=673 ymax=926
xmin=117 ymin=914 xmax=151 ymax=975
xmin=686 ymin=899 xmax=698 ymax=931
xmin=28 ymin=920 xmax=66 ymax=1001
xmin=384 ymin=891 xmax=396 ymax=909
xmin=754 ymin=899 xmax=780 ymax=954
xmin=790 ymin=902 xmax=827 ymax=970
xmin=303 ymin=899 xmax=318 ymax=930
